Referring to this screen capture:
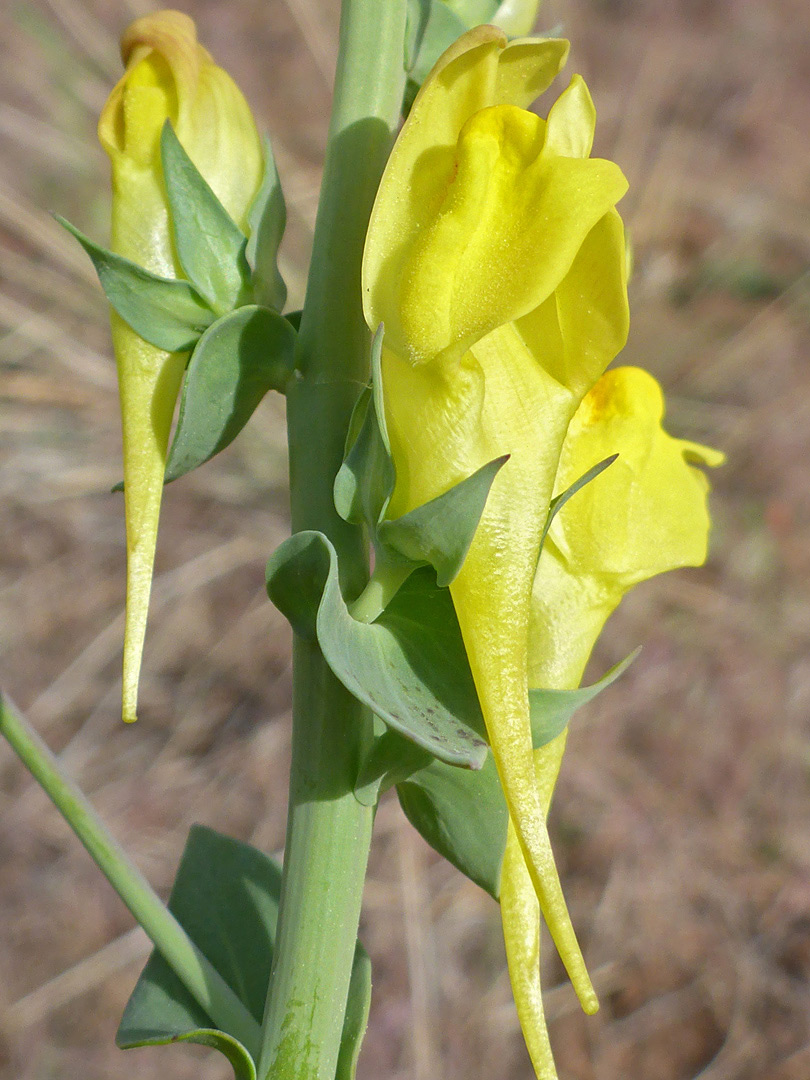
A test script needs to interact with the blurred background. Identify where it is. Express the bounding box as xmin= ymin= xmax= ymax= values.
xmin=1 ymin=0 xmax=809 ymax=1077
